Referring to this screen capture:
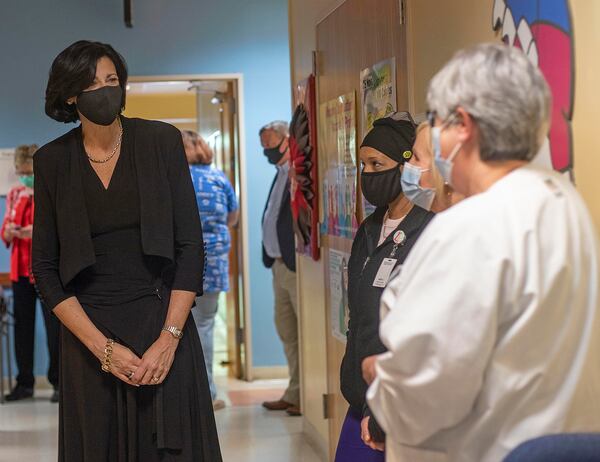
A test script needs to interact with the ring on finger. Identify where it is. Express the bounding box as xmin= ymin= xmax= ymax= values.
xmin=127 ymin=371 xmax=135 ymax=380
